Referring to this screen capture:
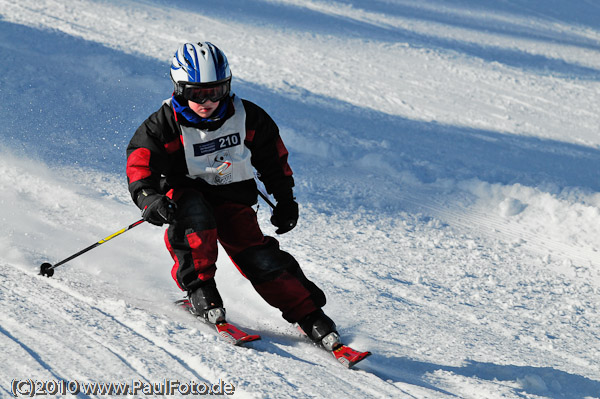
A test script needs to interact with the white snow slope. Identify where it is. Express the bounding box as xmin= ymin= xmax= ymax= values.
xmin=1 ymin=0 xmax=600 ymax=398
